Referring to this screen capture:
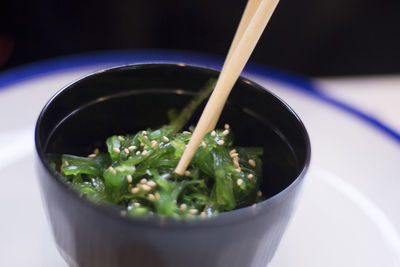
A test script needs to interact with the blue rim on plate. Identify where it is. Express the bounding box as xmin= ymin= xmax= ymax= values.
xmin=0 ymin=49 xmax=399 ymax=144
